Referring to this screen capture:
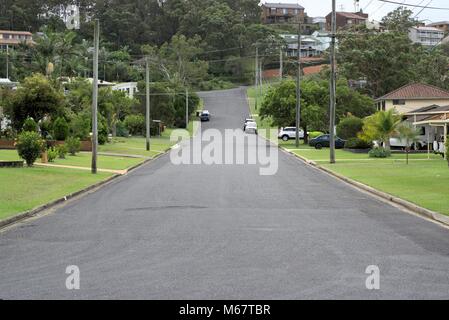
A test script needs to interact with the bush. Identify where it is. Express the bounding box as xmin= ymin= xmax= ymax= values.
xmin=22 ymin=117 xmax=38 ymax=133
xmin=337 ymin=116 xmax=364 ymax=140
xmin=70 ymin=112 xmax=91 ymax=140
xmin=344 ymin=137 xmax=372 ymax=150
xmin=309 ymin=131 xmax=324 ymax=139
xmin=124 ymin=114 xmax=145 ymax=136
xmin=198 ymin=79 xmax=235 ymax=91
xmin=53 ymin=117 xmax=69 ymax=141
xmin=56 ymin=144 xmax=68 ymax=159
xmin=369 ymin=147 xmax=391 ymax=158
xmin=116 ymin=120 xmax=129 ymax=137
xmin=66 ymin=137 xmax=81 ymax=155
xmin=16 ymin=131 xmax=44 ymax=166
xmin=47 ymin=147 xmax=58 ymax=162
xmin=98 ymin=120 xmax=109 ymax=145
